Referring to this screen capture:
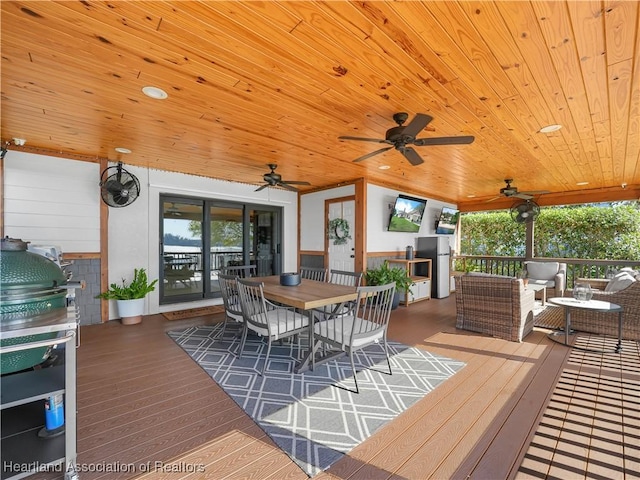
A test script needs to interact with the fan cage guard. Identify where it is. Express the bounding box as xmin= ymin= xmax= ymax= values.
xmin=100 ymin=163 xmax=141 ymax=208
